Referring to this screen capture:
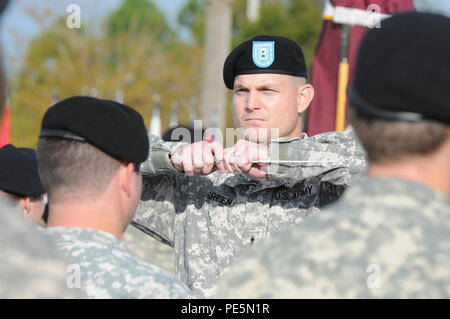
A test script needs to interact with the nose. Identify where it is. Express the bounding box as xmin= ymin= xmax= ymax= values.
xmin=246 ymin=91 xmax=260 ymax=111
